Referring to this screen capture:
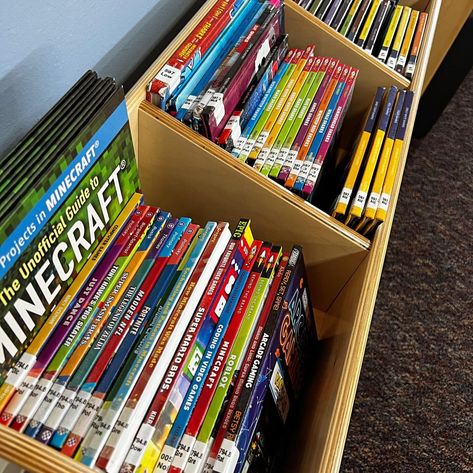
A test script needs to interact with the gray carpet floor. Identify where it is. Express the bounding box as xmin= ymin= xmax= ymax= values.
xmin=340 ymin=68 xmax=473 ymax=472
